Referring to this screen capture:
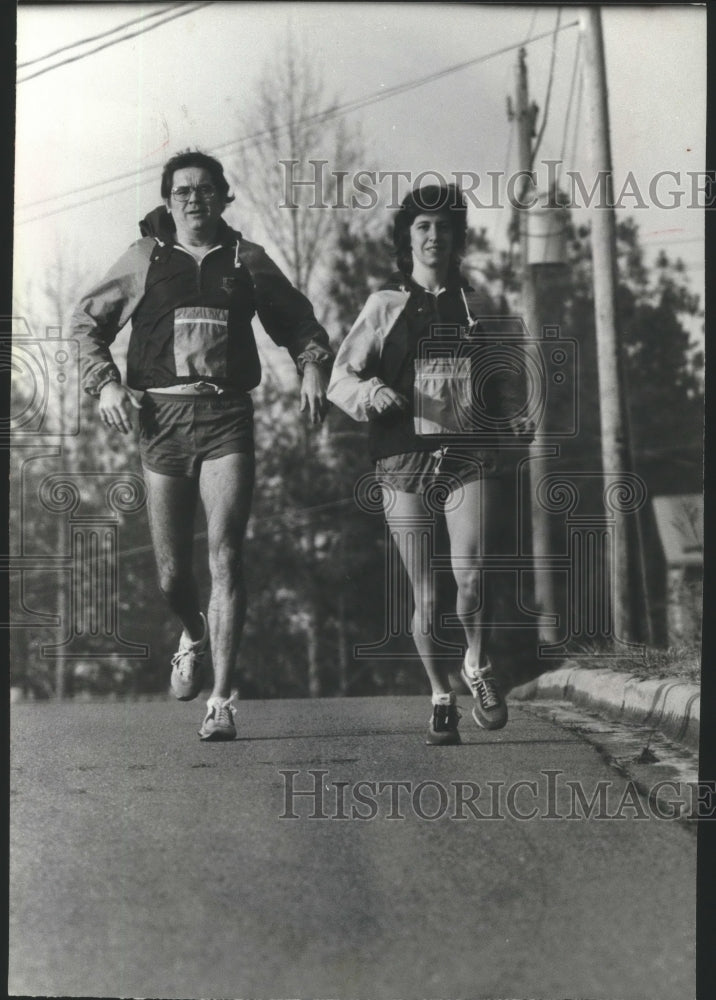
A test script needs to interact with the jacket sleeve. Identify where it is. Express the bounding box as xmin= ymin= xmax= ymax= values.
xmin=70 ymin=241 xmax=152 ymax=396
xmin=326 ymin=294 xmax=389 ymax=422
xmin=243 ymin=245 xmax=333 ymax=375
